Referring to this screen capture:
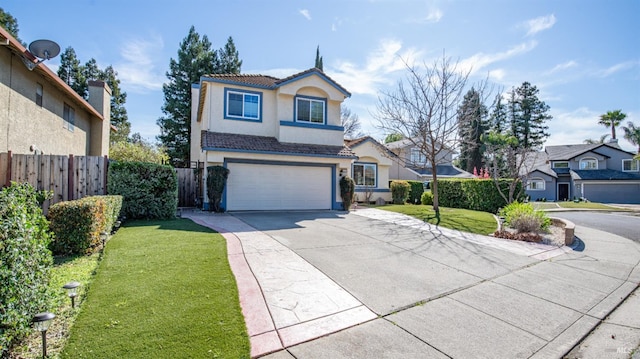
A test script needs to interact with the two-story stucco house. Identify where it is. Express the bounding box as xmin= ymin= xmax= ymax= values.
xmin=525 ymin=141 xmax=640 ymax=203
xmin=344 ymin=136 xmax=393 ymax=203
xmin=191 ymin=68 xmax=358 ymax=211
xmin=0 ymin=27 xmax=111 ymax=156
xmin=385 ymin=138 xmax=473 ymax=181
